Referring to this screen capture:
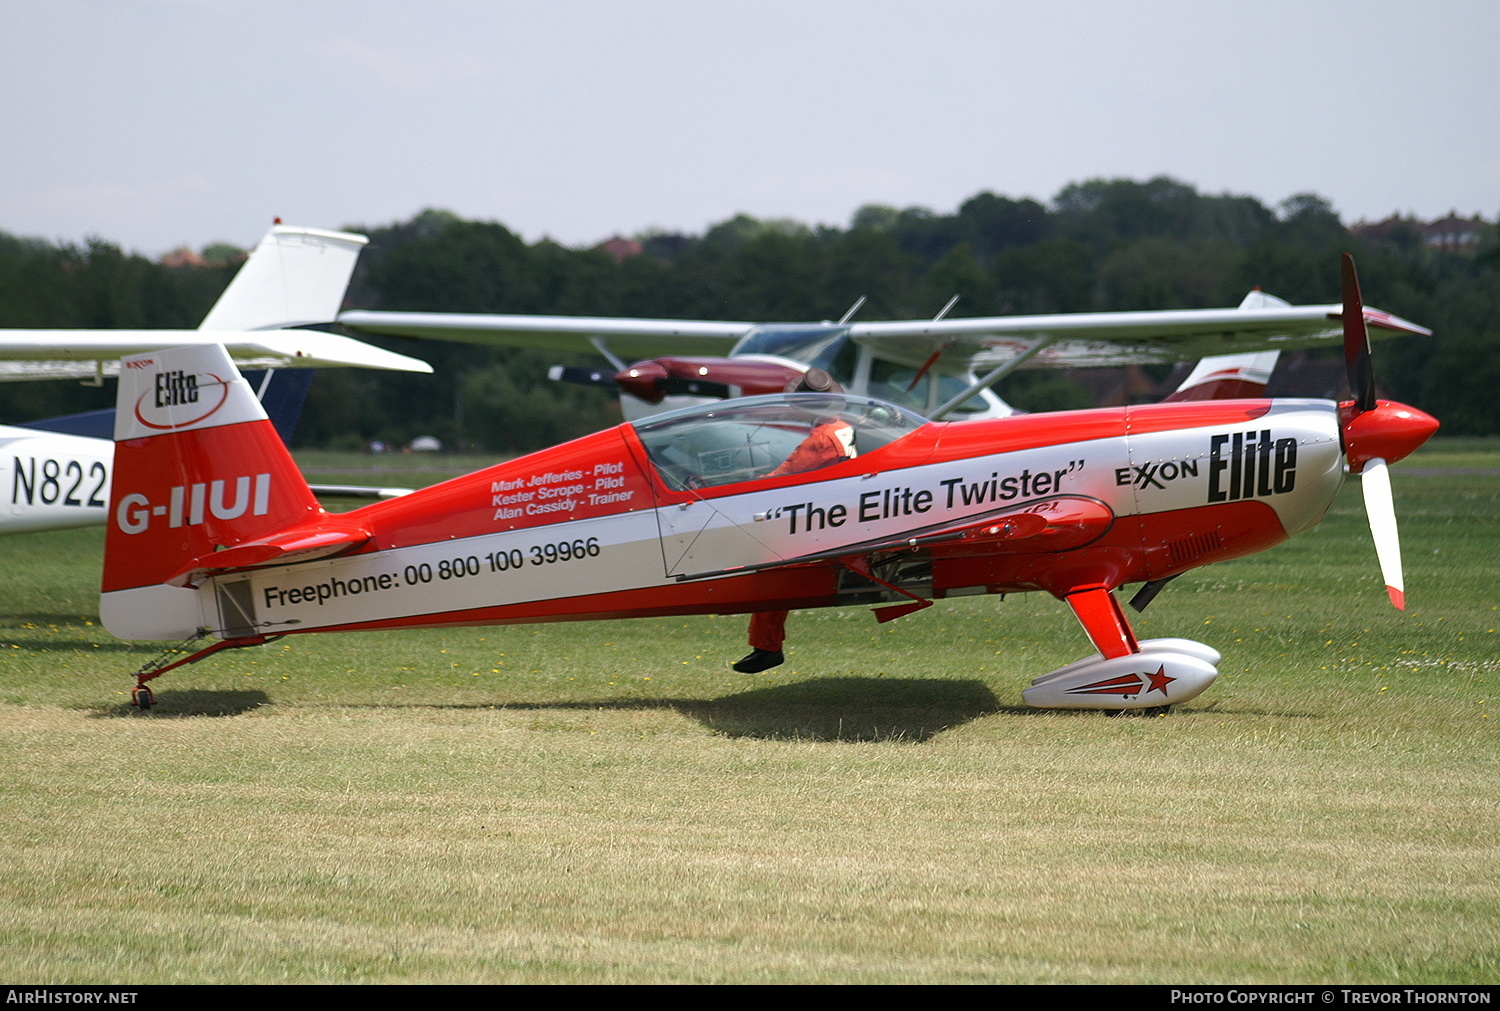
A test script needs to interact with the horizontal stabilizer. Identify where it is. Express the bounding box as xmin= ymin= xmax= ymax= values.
xmin=0 ymin=328 xmax=431 ymax=379
xmin=167 ymin=523 xmax=372 ymax=587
